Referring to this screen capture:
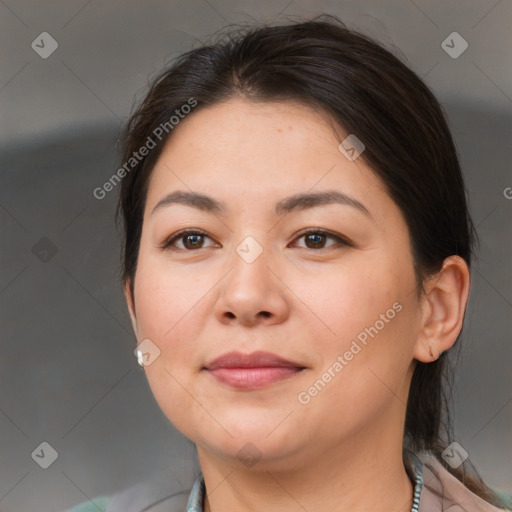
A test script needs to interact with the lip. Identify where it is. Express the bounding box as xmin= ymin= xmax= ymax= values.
xmin=203 ymin=351 xmax=306 ymax=390
xmin=205 ymin=350 xmax=304 ymax=370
